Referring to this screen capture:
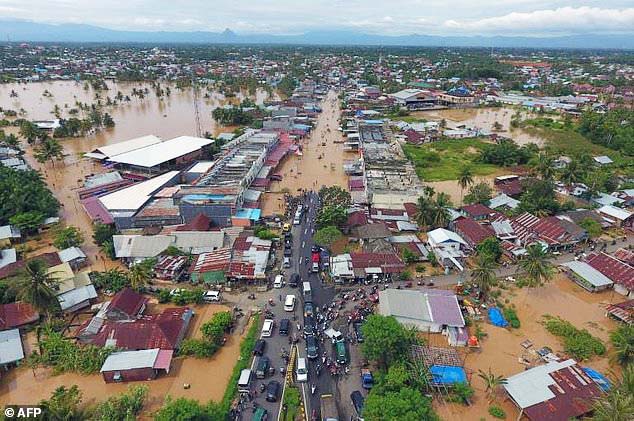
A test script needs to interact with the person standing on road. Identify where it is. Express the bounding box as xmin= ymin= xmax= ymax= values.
xmin=279 ymin=294 xmax=282 ymax=302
